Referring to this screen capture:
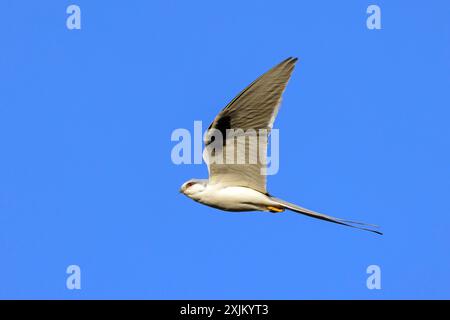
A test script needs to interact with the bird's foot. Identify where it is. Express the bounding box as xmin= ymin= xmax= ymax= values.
xmin=267 ymin=206 xmax=285 ymax=213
